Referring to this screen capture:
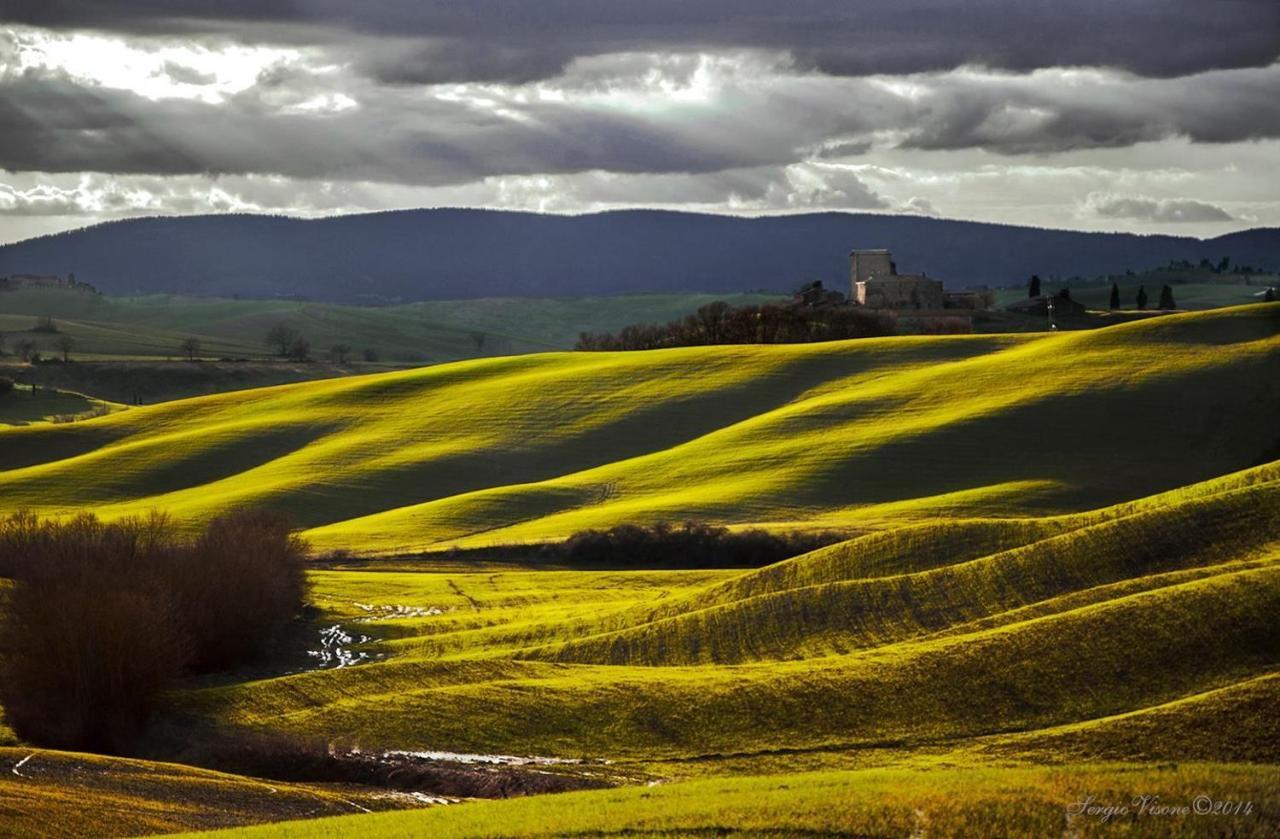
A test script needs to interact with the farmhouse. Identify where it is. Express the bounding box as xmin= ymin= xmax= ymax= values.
xmin=1007 ymin=291 xmax=1087 ymax=317
xmin=0 ymin=273 xmax=97 ymax=294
